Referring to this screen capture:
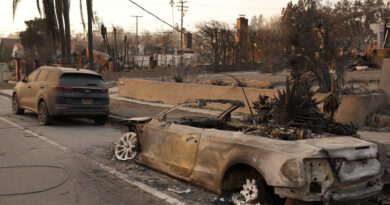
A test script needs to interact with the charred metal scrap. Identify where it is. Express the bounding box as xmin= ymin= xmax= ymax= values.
xmin=185 ymin=99 xmax=245 ymax=108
